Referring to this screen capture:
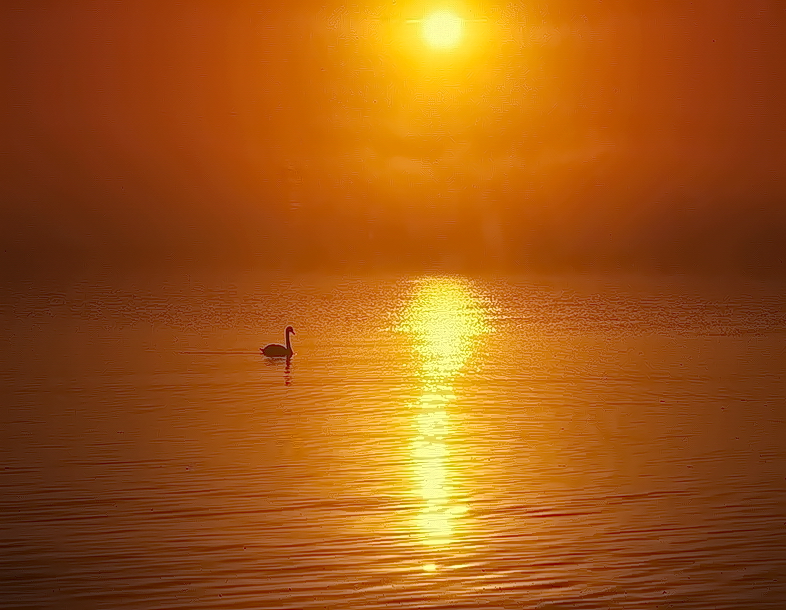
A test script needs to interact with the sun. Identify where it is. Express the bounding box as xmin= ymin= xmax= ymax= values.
xmin=422 ymin=10 xmax=464 ymax=50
